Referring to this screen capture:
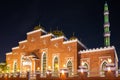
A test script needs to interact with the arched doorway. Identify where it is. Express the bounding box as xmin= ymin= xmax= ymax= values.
xmin=100 ymin=61 xmax=107 ymax=77
xmin=82 ymin=62 xmax=89 ymax=77
xmin=22 ymin=56 xmax=32 ymax=73
xmin=42 ymin=52 xmax=47 ymax=76
xmin=54 ymin=57 xmax=59 ymax=76
xmin=67 ymin=61 xmax=72 ymax=76
xmin=102 ymin=62 xmax=107 ymax=70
